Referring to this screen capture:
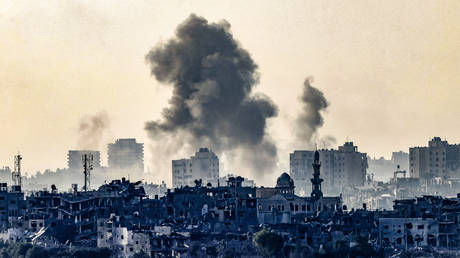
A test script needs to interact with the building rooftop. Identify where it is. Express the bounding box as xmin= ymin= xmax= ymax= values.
xmin=276 ymin=173 xmax=294 ymax=189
